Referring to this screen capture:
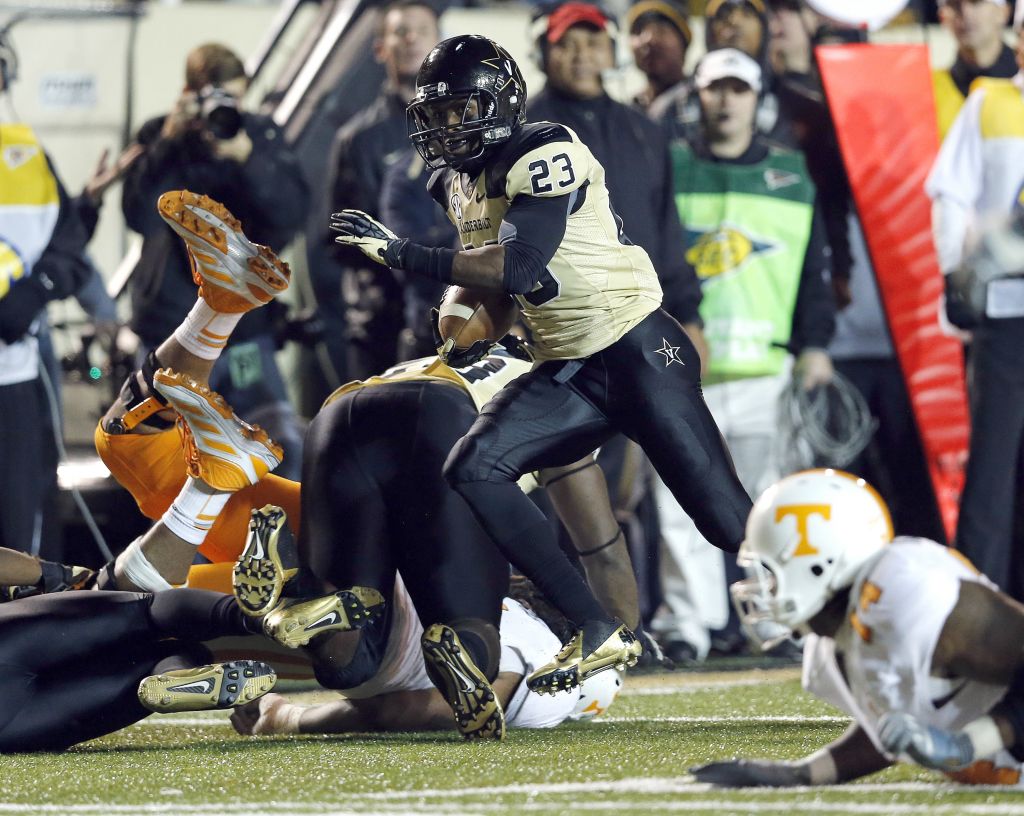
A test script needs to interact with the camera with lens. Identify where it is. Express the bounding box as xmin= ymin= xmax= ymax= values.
xmin=197 ymin=85 xmax=243 ymax=140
